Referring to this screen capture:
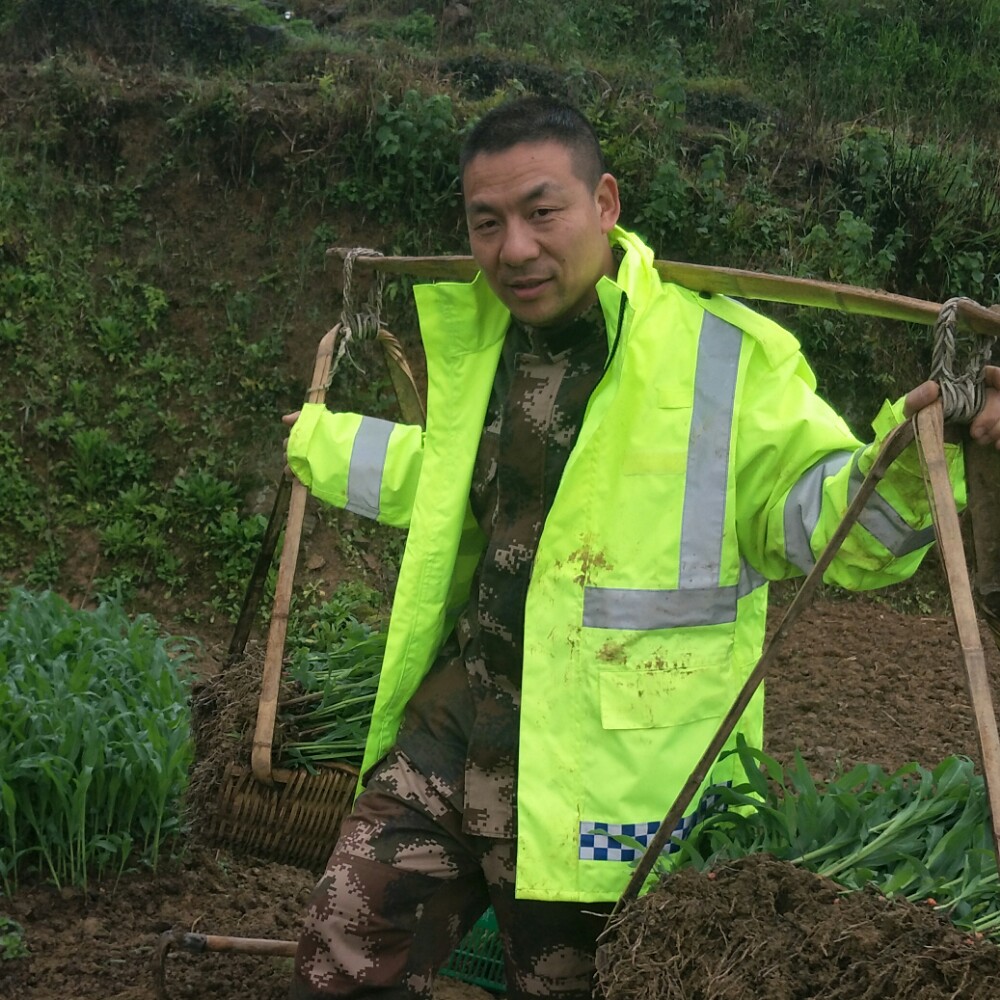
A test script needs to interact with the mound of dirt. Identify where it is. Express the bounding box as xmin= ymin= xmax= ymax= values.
xmin=597 ymin=853 xmax=1000 ymax=1000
